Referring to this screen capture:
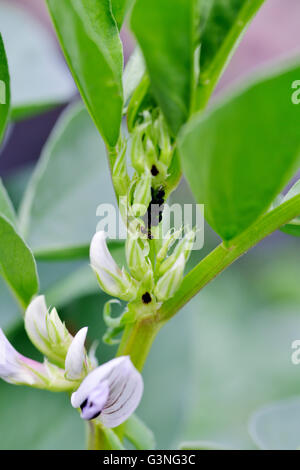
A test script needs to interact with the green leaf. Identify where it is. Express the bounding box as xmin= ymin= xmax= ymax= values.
xmin=111 ymin=0 xmax=135 ymax=29
xmin=0 ymin=215 xmax=39 ymax=309
xmin=19 ymin=102 xmax=118 ymax=259
xmin=124 ymin=414 xmax=156 ymax=450
xmin=0 ymin=34 xmax=10 ymax=143
xmin=46 ymin=0 xmax=123 ymax=148
xmin=0 ymin=3 xmax=74 ymax=121
xmin=179 ymin=62 xmax=300 ymax=241
xmin=131 ymin=0 xmax=198 ymax=135
xmin=123 ymin=48 xmax=145 ymax=110
xmin=0 ymin=179 xmax=17 ymax=227
xmin=249 ymin=397 xmax=300 ymax=450
xmin=196 ymin=0 xmax=265 ymax=109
